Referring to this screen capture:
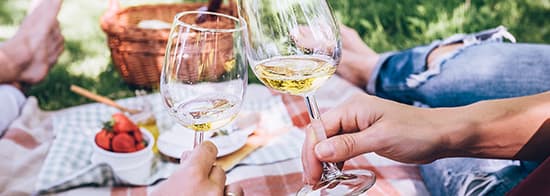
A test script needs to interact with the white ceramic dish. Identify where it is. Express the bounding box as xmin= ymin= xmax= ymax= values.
xmin=157 ymin=123 xmax=253 ymax=159
xmin=91 ymin=129 xmax=154 ymax=184
xmin=207 ymin=129 xmax=249 ymax=157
